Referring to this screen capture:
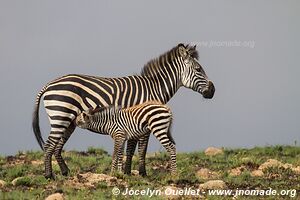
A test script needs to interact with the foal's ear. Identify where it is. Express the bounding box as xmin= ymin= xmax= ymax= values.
xmin=87 ymin=107 xmax=94 ymax=114
xmin=82 ymin=112 xmax=91 ymax=121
